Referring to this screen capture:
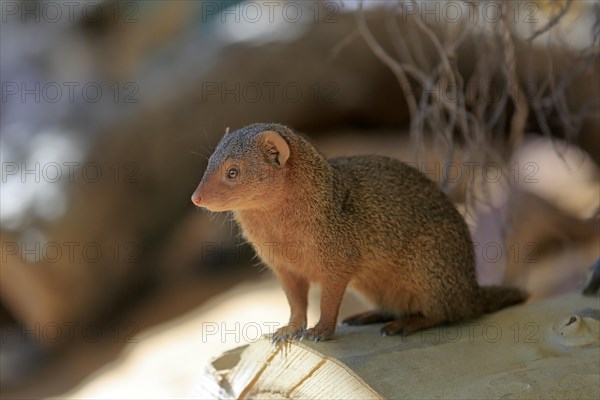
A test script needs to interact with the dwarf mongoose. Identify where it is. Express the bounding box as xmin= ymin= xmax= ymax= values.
xmin=191 ymin=123 xmax=527 ymax=342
